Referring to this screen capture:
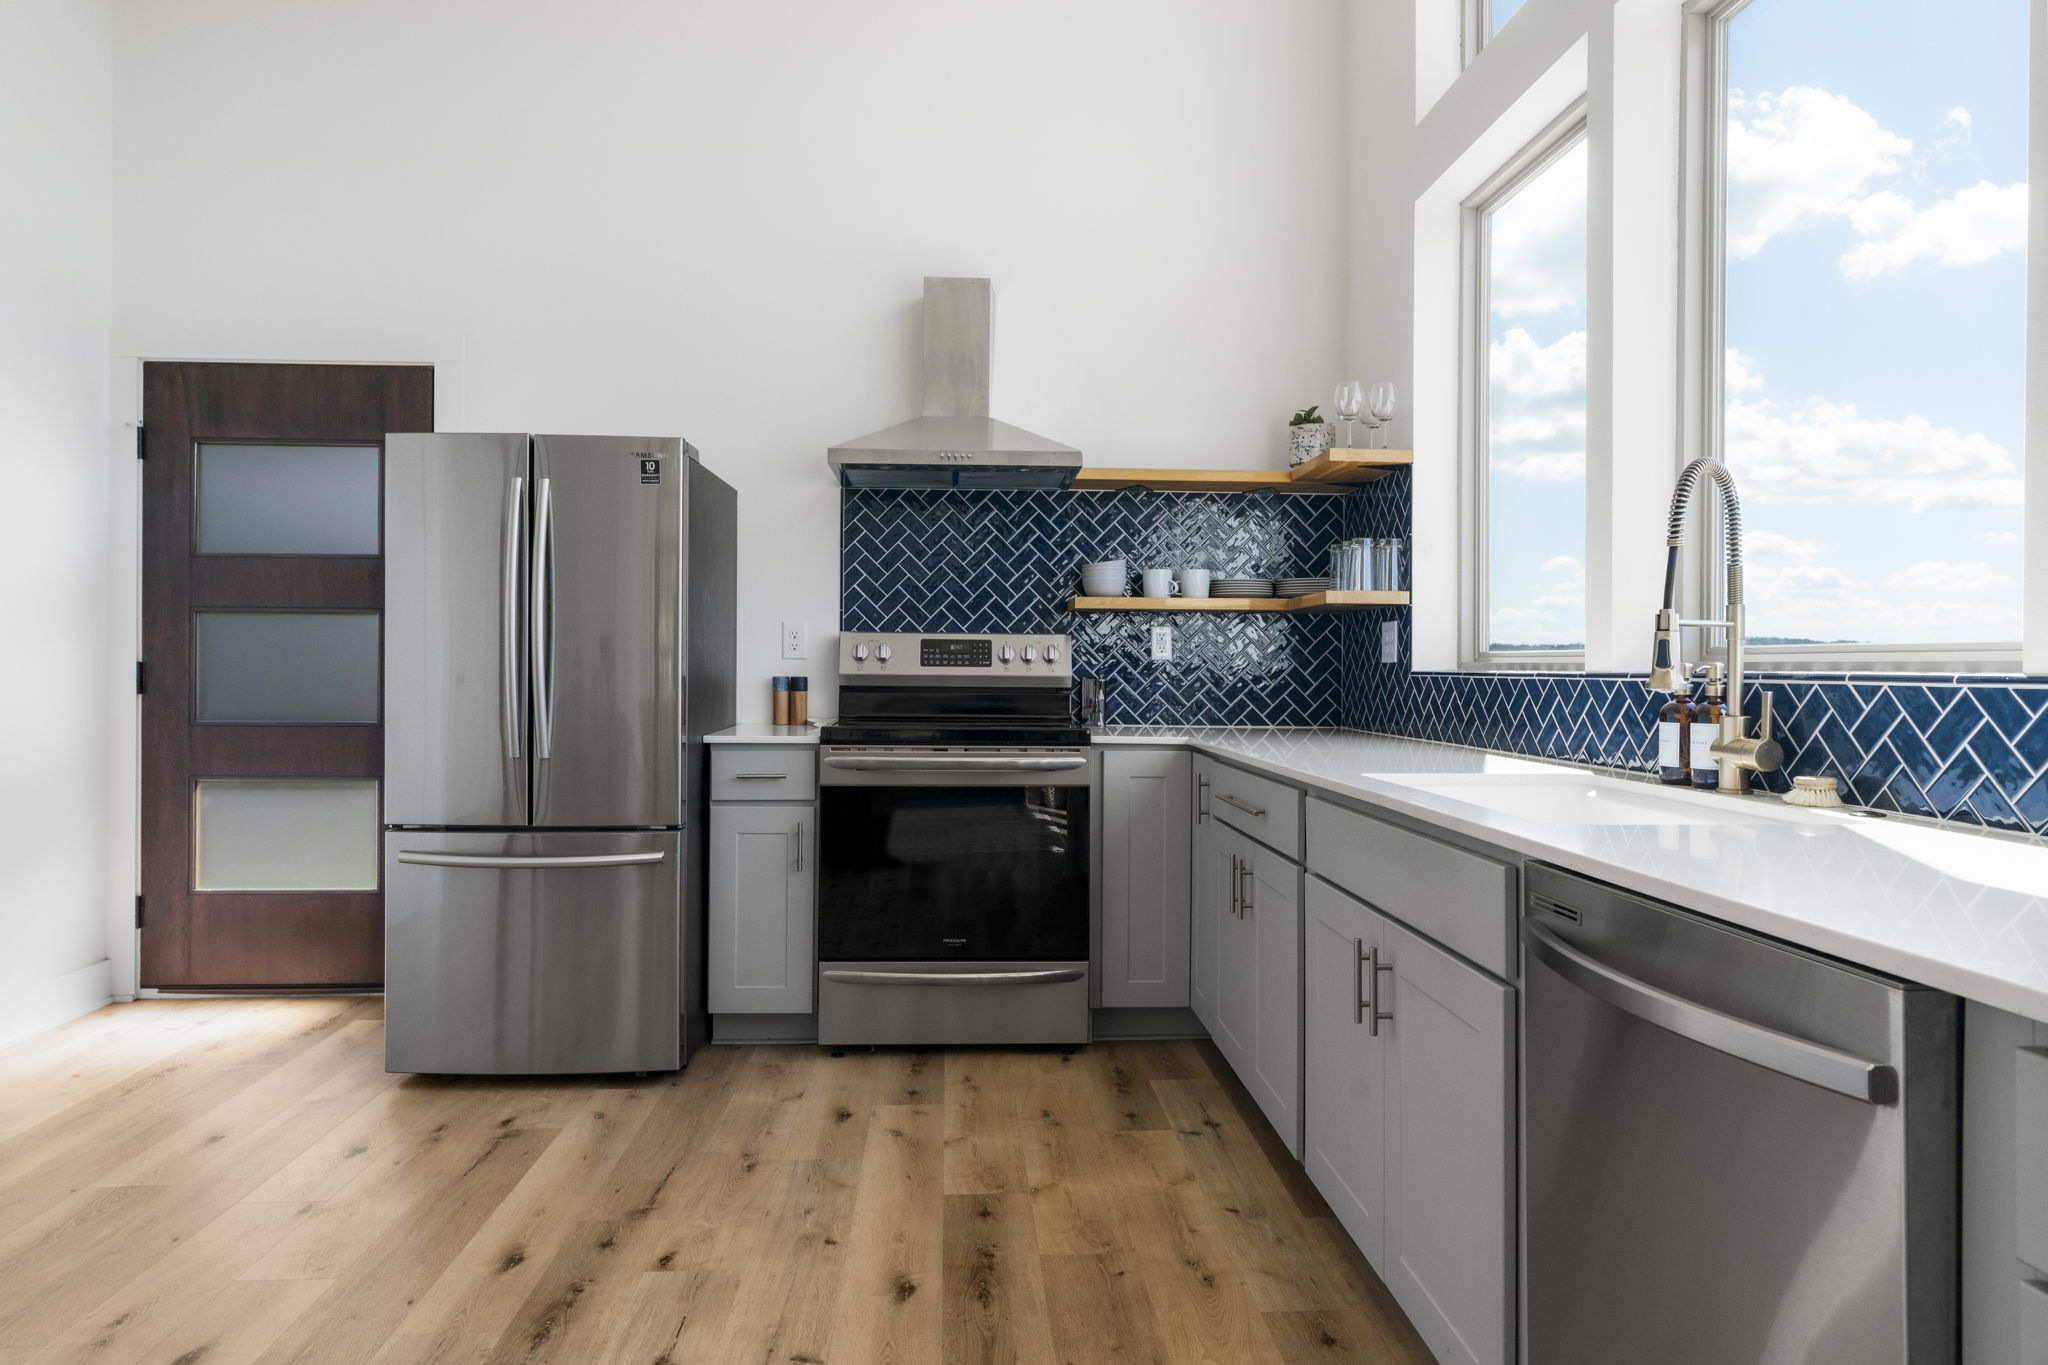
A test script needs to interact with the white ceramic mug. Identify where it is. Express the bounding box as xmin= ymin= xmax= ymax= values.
xmin=1179 ymin=569 xmax=1211 ymax=599
xmin=1141 ymin=568 xmax=1178 ymax=598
